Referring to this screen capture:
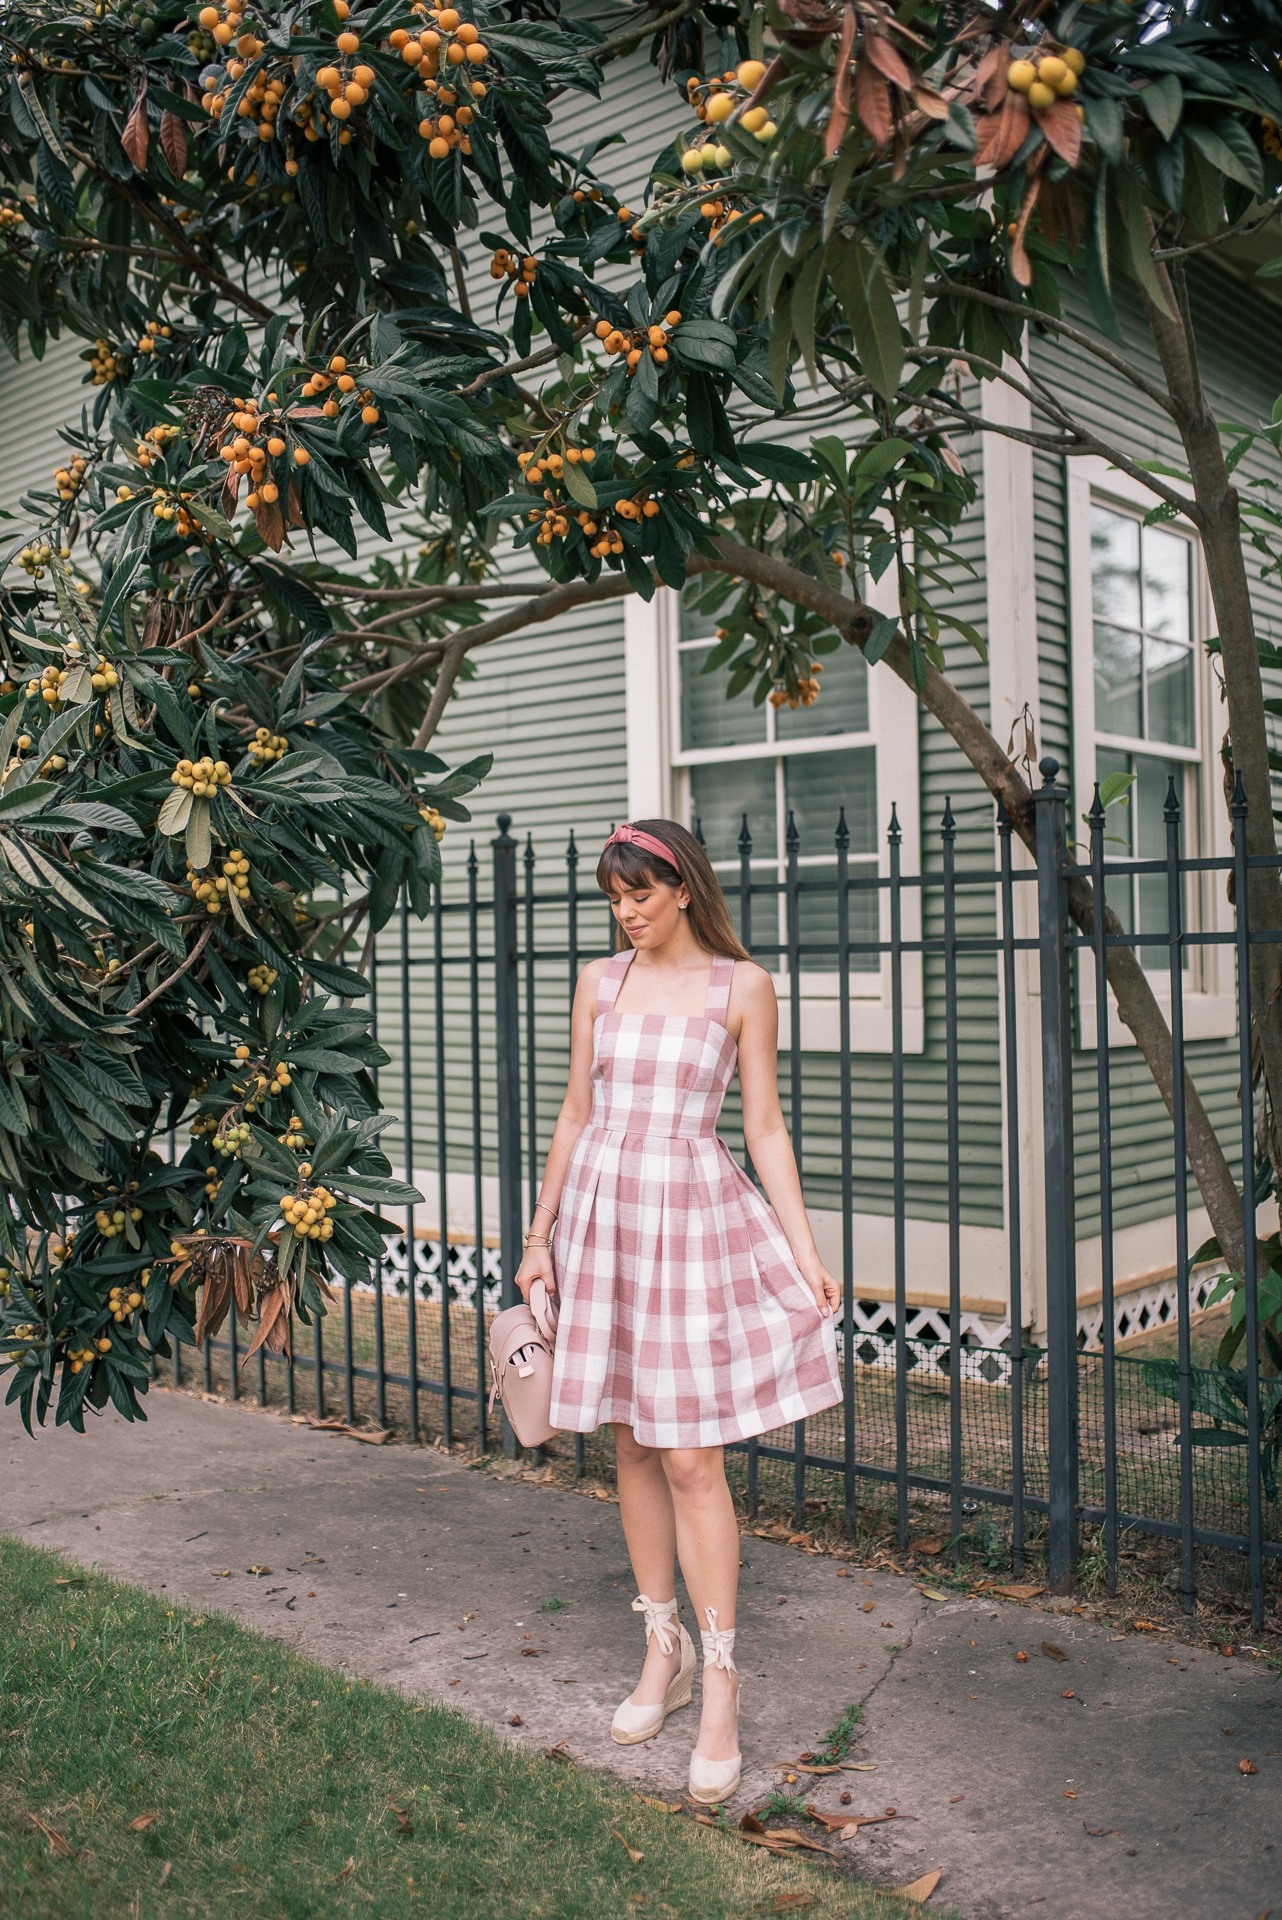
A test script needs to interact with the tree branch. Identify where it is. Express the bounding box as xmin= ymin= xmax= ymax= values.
xmin=411 ymin=642 xmax=468 ymax=751
xmin=67 ymin=146 xmax=275 ymax=324
xmin=925 ymin=277 xmax=1179 ymax=418
xmin=128 ymin=922 xmax=215 ymax=1017
xmin=455 ymin=327 xmax=591 ymax=398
